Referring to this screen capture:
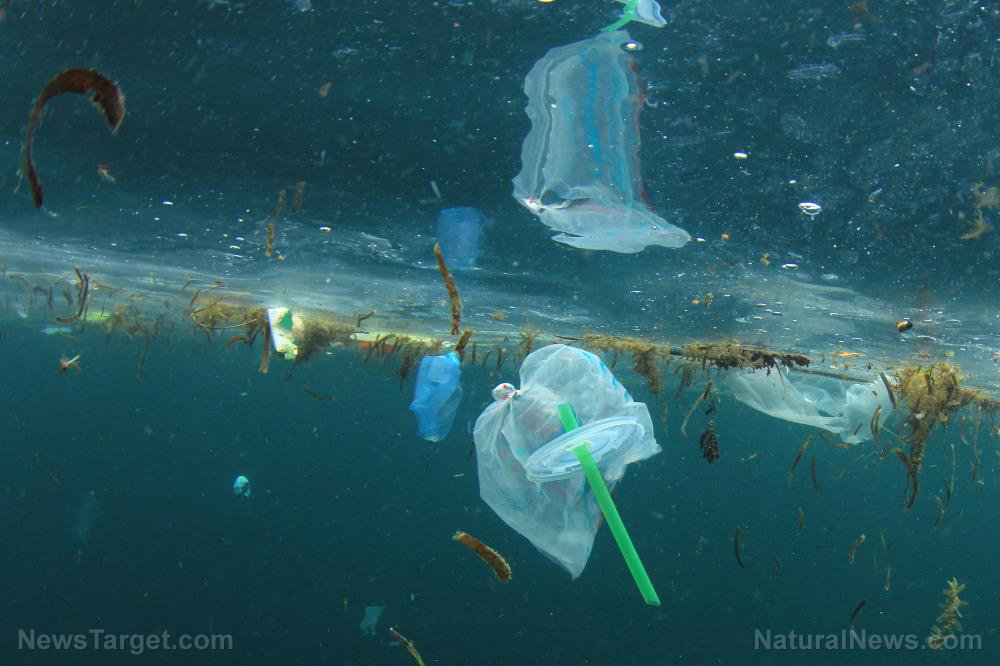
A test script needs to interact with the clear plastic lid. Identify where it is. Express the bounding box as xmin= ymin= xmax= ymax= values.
xmin=524 ymin=416 xmax=645 ymax=482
